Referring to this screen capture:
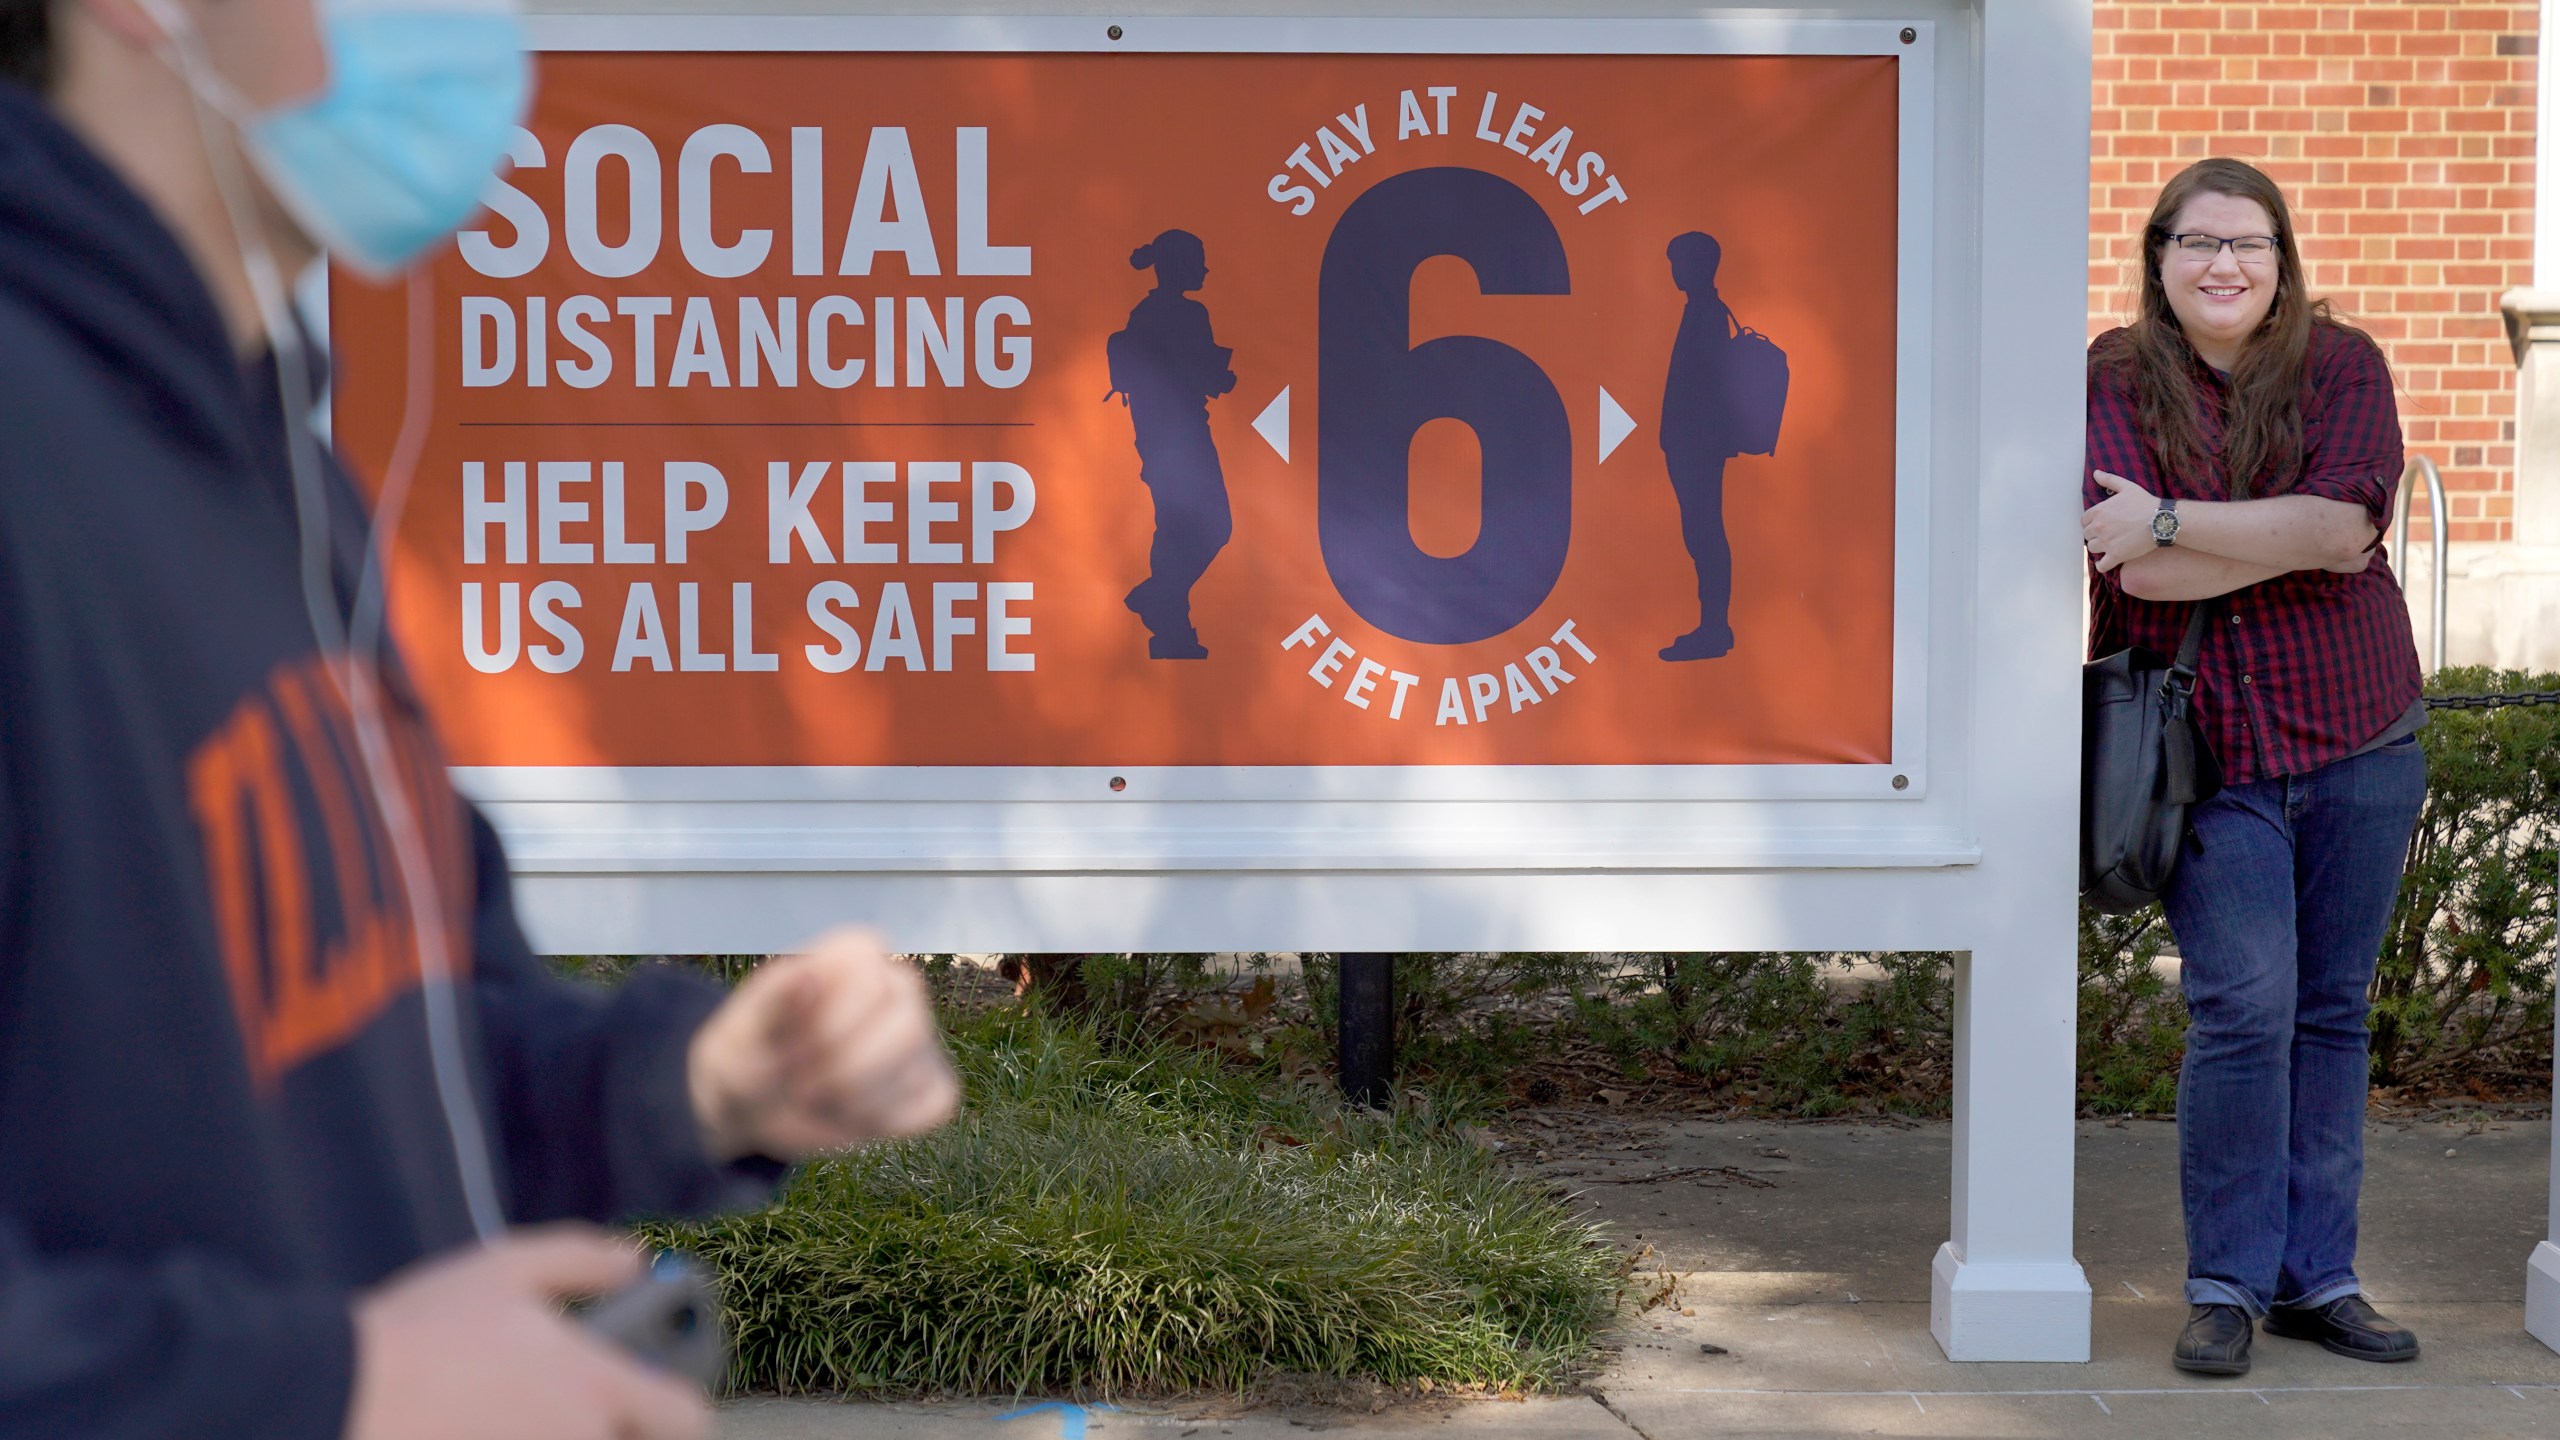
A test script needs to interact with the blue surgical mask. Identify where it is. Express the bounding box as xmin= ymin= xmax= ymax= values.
xmin=245 ymin=0 xmax=531 ymax=276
